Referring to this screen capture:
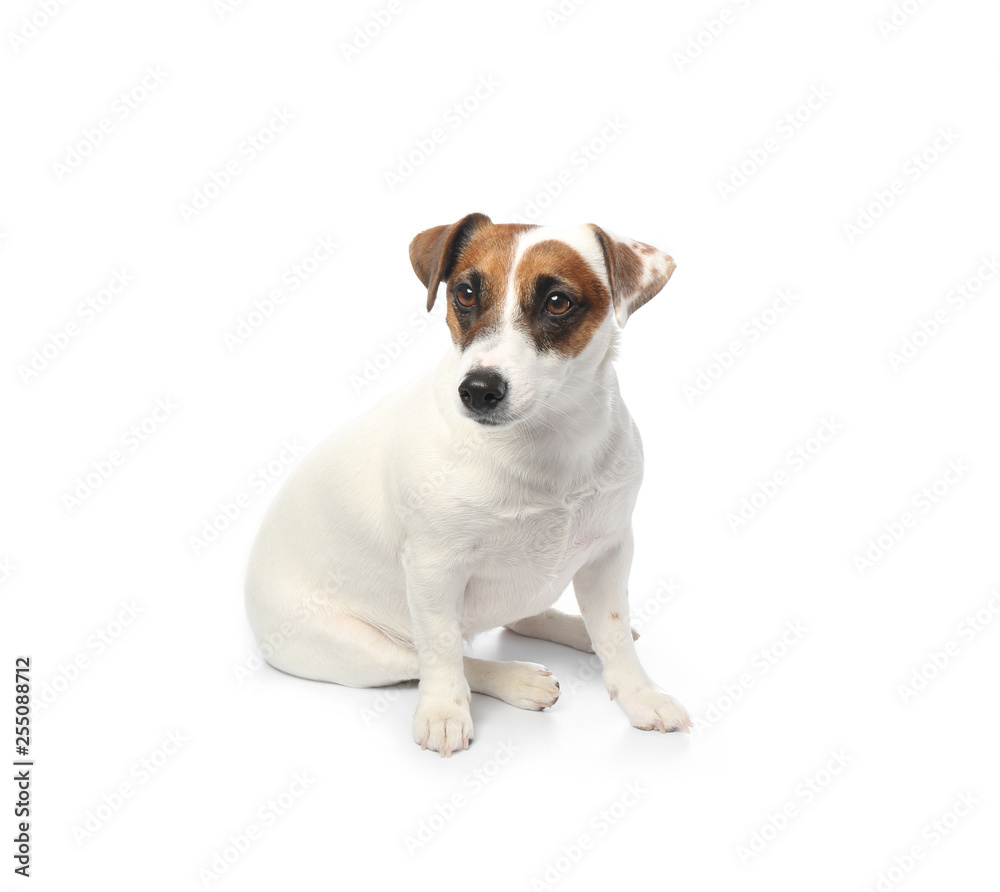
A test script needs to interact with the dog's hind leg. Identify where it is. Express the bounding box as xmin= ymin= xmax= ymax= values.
xmin=251 ymin=598 xmax=558 ymax=709
xmin=464 ymin=658 xmax=560 ymax=710
xmin=252 ymin=603 xmax=422 ymax=688
xmin=505 ymin=607 xmax=639 ymax=653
